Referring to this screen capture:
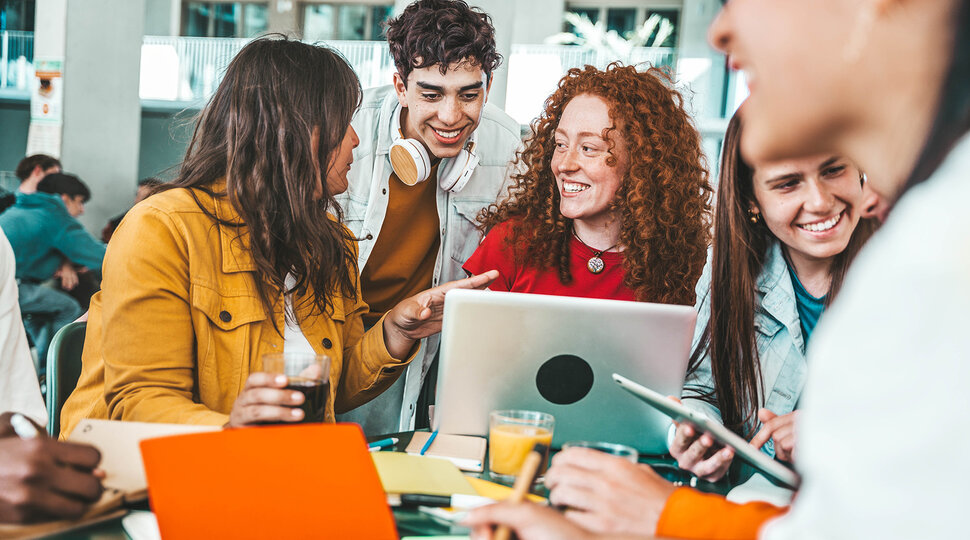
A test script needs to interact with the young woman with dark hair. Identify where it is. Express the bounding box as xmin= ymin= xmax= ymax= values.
xmin=464 ymin=64 xmax=713 ymax=305
xmin=59 ymin=36 xmax=495 ymax=434
xmin=669 ymin=113 xmax=878 ymax=482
